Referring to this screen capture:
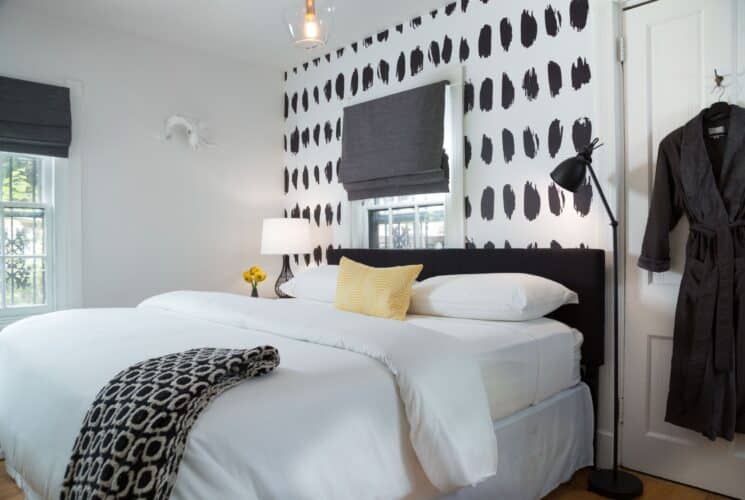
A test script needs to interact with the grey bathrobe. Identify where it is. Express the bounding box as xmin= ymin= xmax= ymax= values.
xmin=639 ymin=105 xmax=745 ymax=440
